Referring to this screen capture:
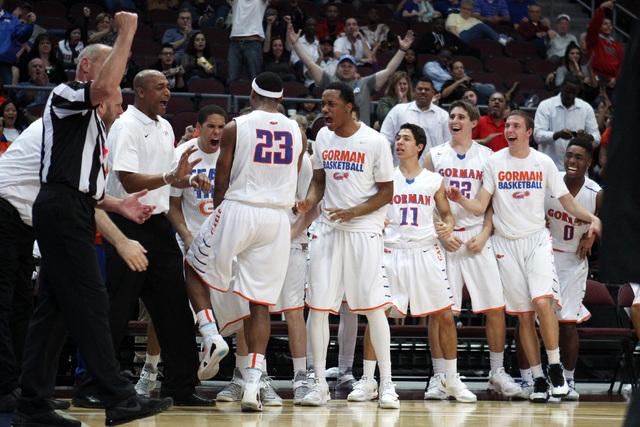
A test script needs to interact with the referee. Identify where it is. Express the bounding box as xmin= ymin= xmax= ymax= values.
xmin=13 ymin=13 xmax=172 ymax=427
